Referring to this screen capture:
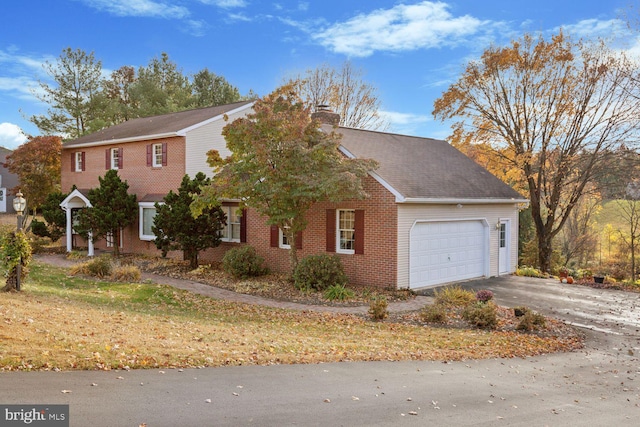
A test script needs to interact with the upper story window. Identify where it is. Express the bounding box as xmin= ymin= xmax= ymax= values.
xmin=106 ymin=147 xmax=123 ymax=170
xmin=74 ymin=152 xmax=85 ymax=172
xmin=111 ymin=148 xmax=120 ymax=170
xmin=147 ymin=143 xmax=167 ymax=168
